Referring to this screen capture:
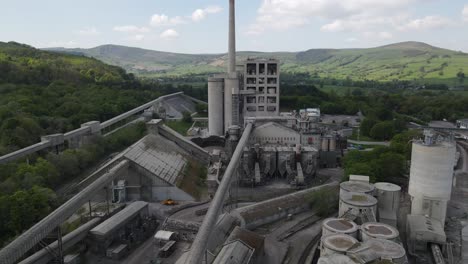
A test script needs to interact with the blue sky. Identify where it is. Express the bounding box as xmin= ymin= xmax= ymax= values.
xmin=1 ymin=0 xmax=468 ymax=53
